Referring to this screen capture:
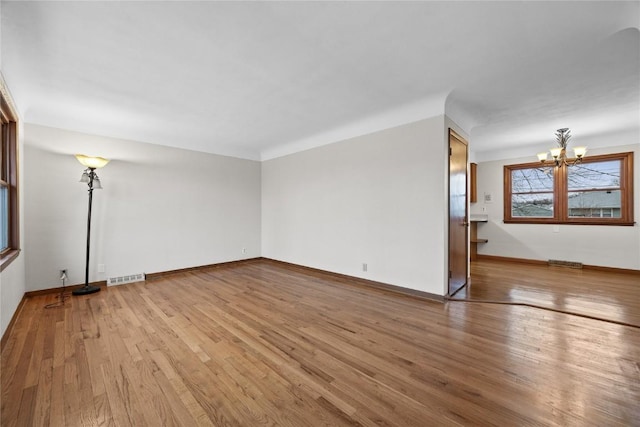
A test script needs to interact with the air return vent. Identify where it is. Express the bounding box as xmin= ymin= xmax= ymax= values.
xmin=548 ymin=260 xmax=583 ymax=269
xmin=108 ymin=273 xmax=146 ymax=286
